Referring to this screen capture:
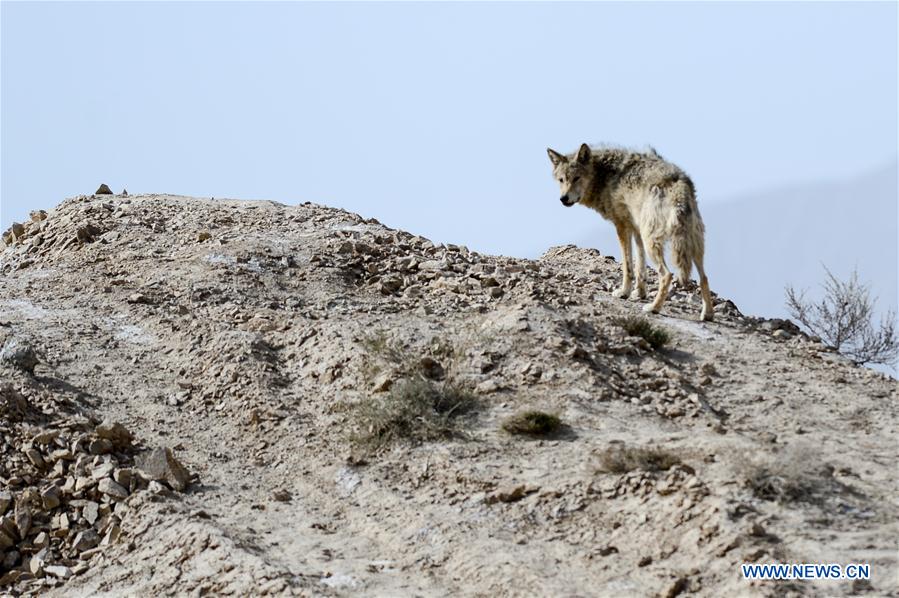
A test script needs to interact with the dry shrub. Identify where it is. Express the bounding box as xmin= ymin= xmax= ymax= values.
xmin=786 ymin=266 xmax=897 ymax=366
